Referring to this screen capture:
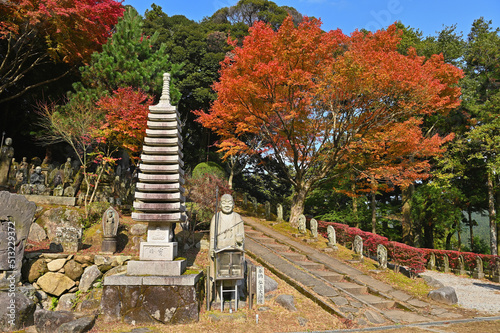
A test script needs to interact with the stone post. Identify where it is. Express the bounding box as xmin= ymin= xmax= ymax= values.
xmin=277 ymin=204 xmax=283 ymax=222
xmin=265 ymin=201 xmax=271 ymax=220
xmin=443 ymin=254 xmax=450 ymax=273
xmin=427 ymin=253 xmax=436 ymax=270
xmin=493 ymin=257 xmax=500 ymax=283
xmin=473 ymin=256 xmax=484 ymax=279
